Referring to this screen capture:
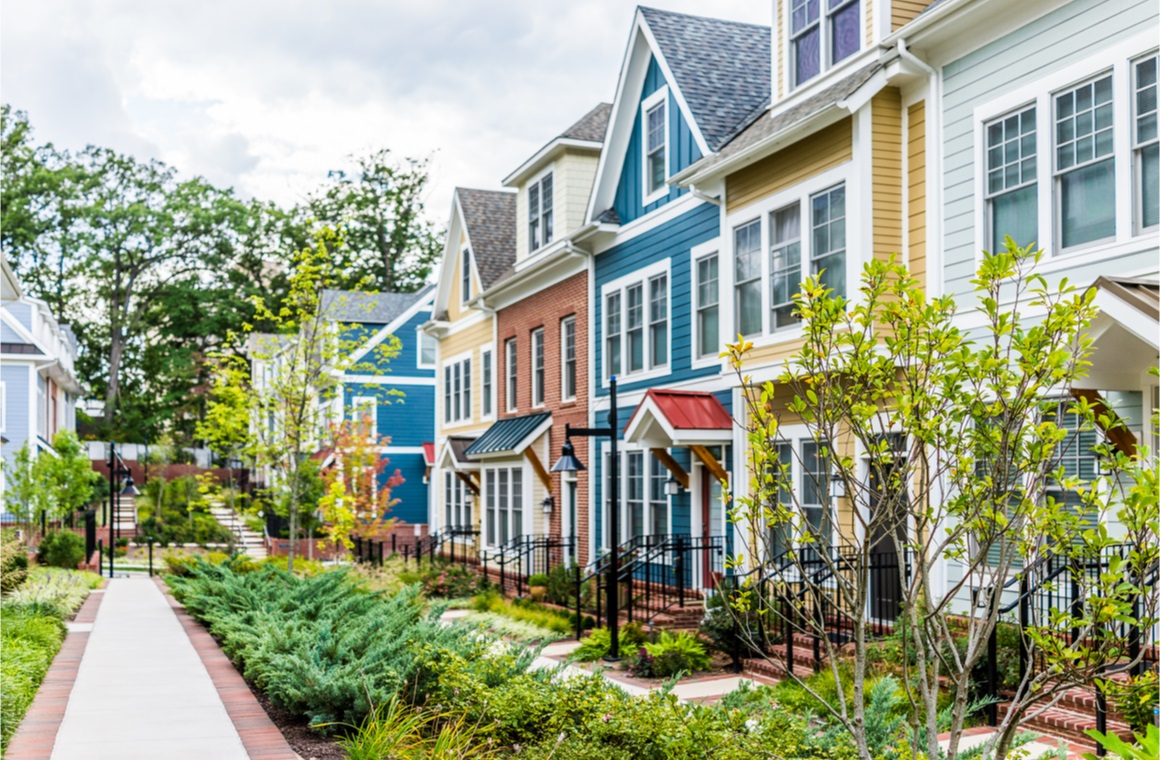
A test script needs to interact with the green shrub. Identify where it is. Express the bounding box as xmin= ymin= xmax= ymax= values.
xmin=699 ymin=584 xmax=763 ymax=657
xmin=572 ymin=622 xmax=647 ymax=662
xmin=1 ymin=534 xmax=29 ymax=595
xmin=546 ymin=563 xmax=574 ymax=606
xmin=417 ymin=563 xmax=487 ymax=598
xmin=469 ymin=591 xmax=571 ymax=635
xmin=1104 ymin=671 xmax=1160 ymax=734
xmin=528 ymin=573 xmax=549 ymax=587
xmin=38 ymin=531 xmax=86 ymax=569
xmin=628 ymin=631 xmax=711 ymax=678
